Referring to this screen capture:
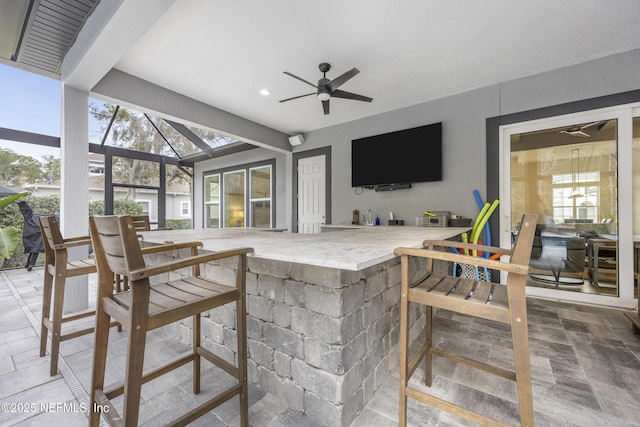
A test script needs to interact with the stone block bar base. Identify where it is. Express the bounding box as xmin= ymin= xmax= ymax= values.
xmin=149 ymin=249 xmax=429 ymax=426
